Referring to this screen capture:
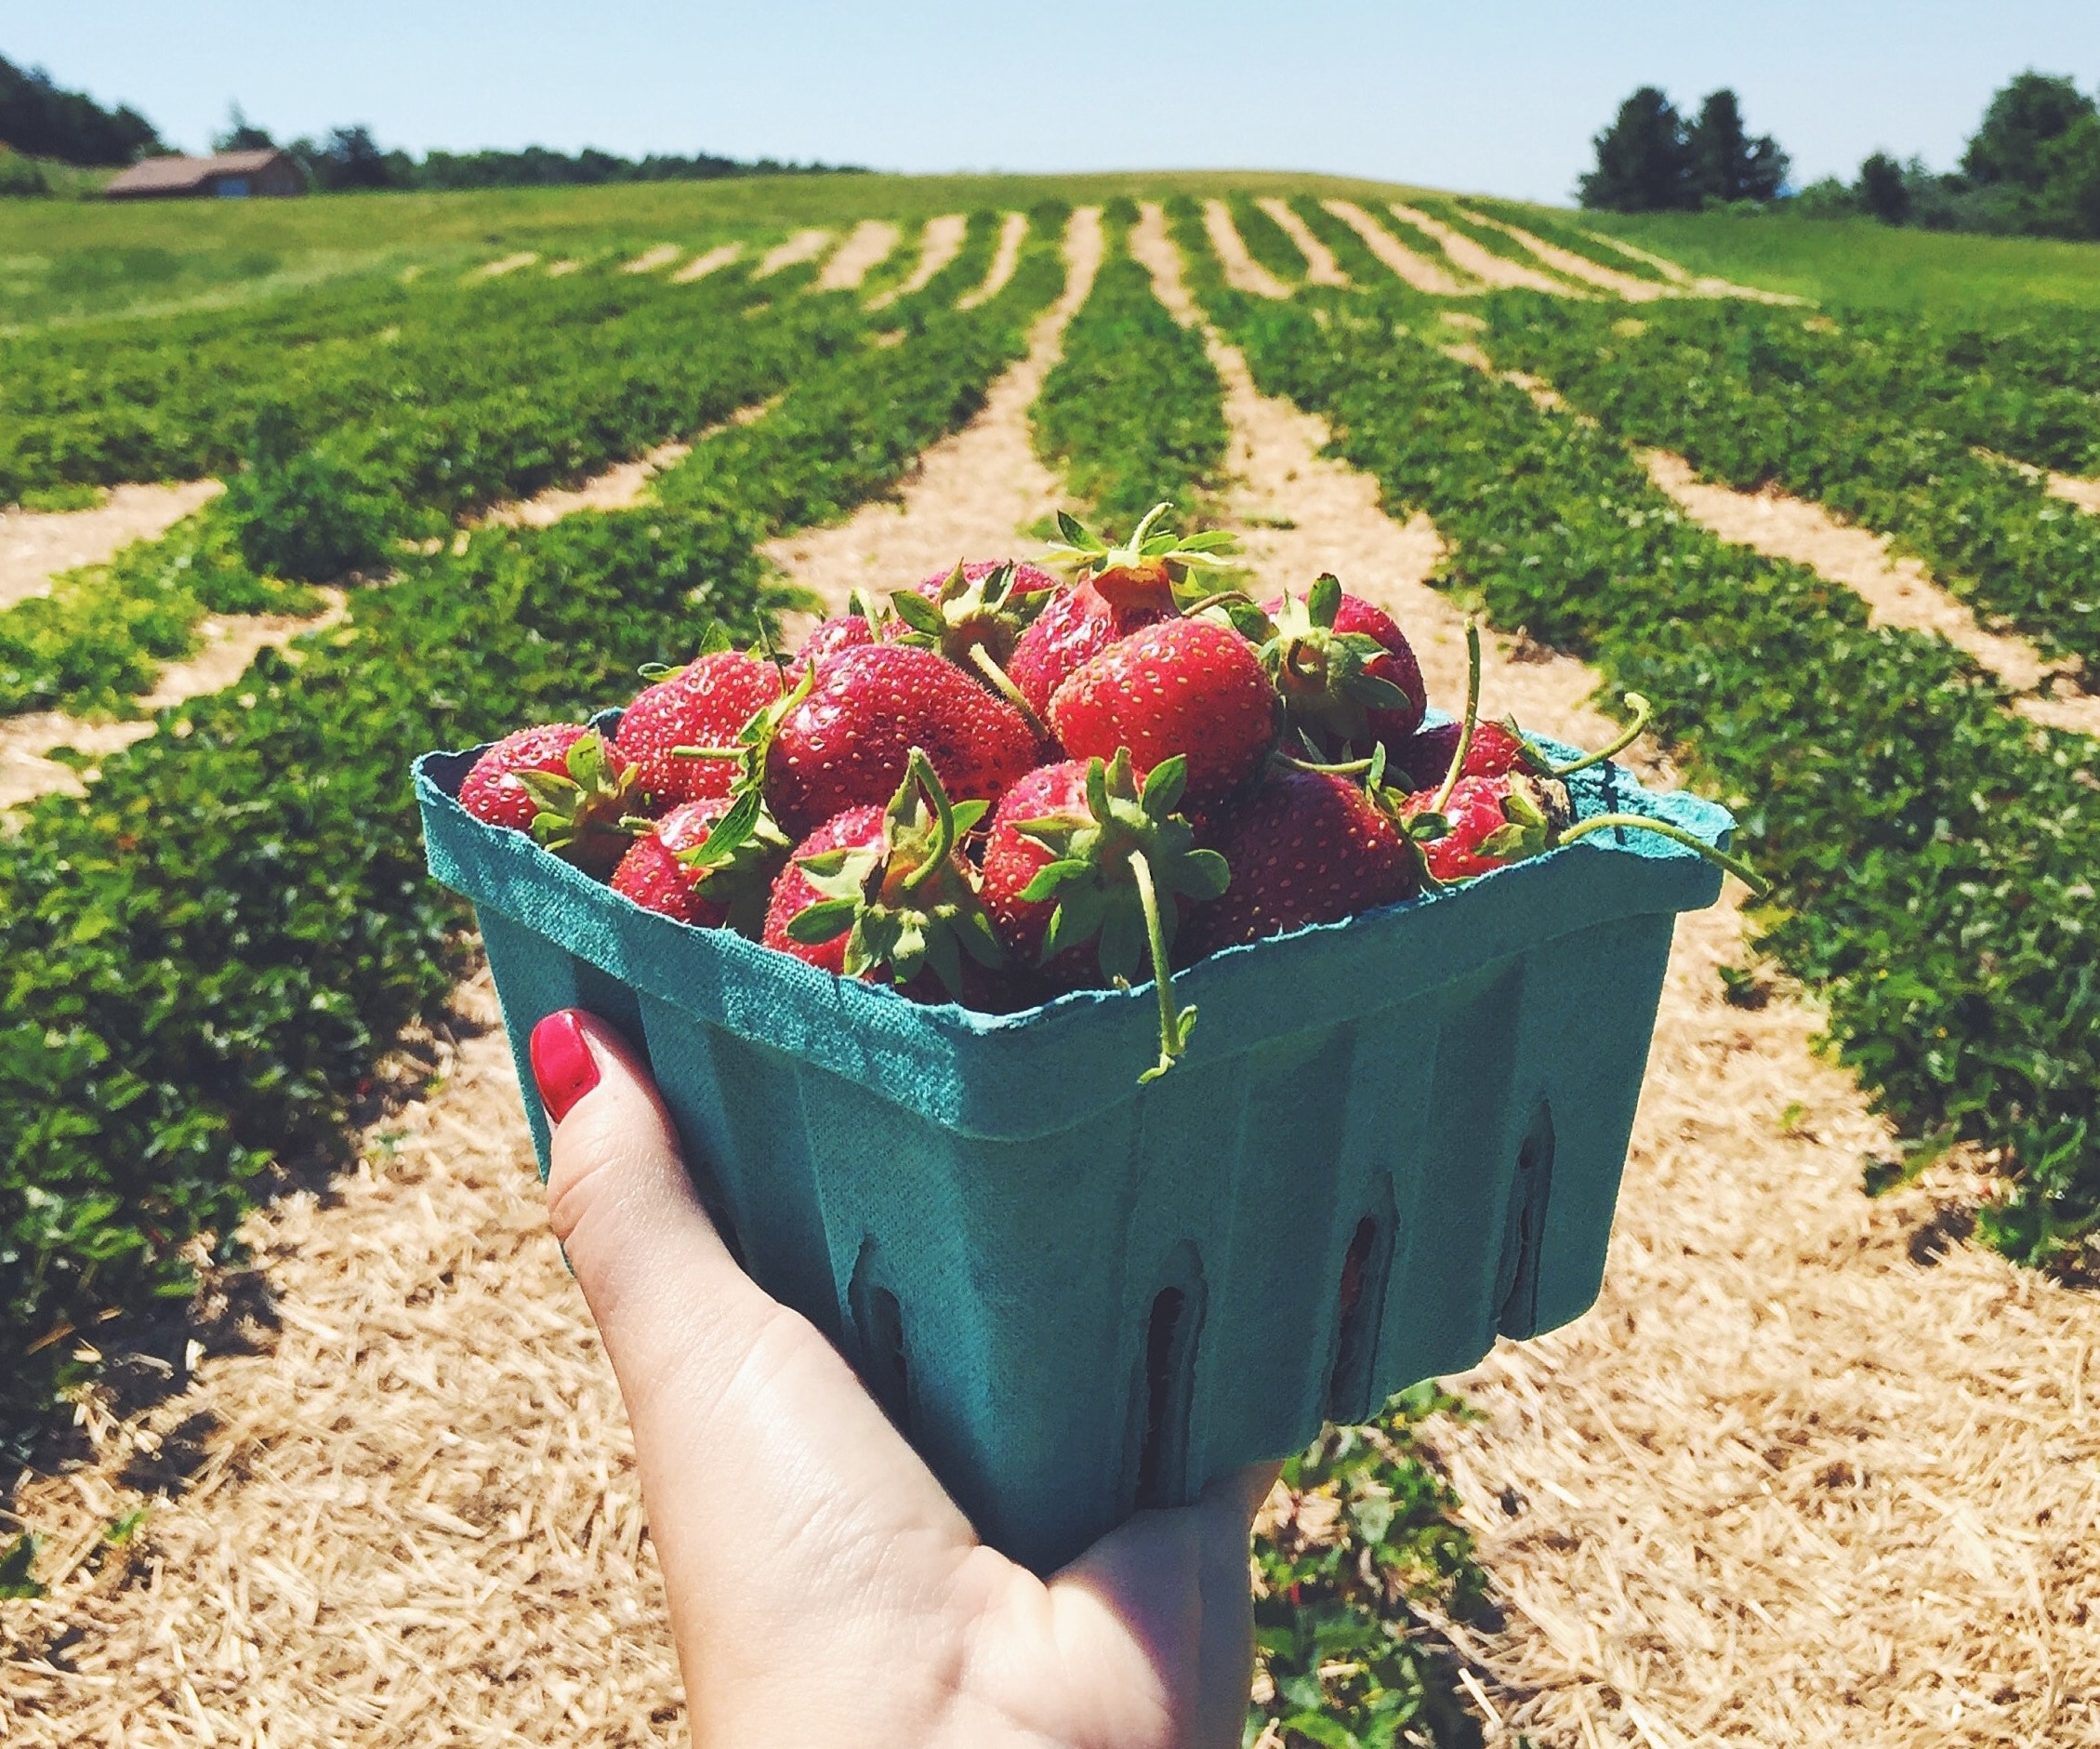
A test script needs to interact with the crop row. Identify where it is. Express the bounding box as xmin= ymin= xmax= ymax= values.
xmin=0 ymin=210 xmax=1067 ymax=1440
xmin=1165 ymin=197 xmax=2100 ymax=1270
xmin=0 ymin=216 xmax=1013 ymax=726
xmin=1473 ymin=292 xmax=2100 ymax=670
xmin=1031 ymin=199 xmax=1230 ymax=528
